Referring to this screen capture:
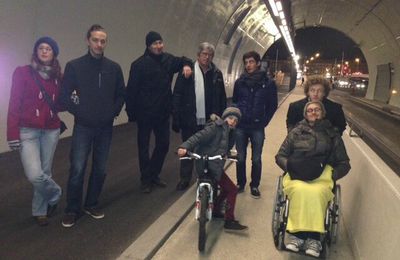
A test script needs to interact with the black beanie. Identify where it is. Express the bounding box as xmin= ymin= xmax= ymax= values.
xmin=146 ymin=31 xmax=163 ymax=47
xmin=33 ymin=36 xmax=59 ymax=57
